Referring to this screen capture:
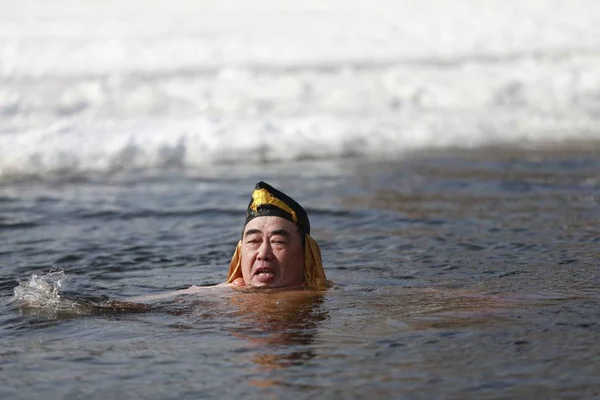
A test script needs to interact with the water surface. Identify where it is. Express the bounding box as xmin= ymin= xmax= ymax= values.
xmin=3 ymin=149 xmax=600 ymax=399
